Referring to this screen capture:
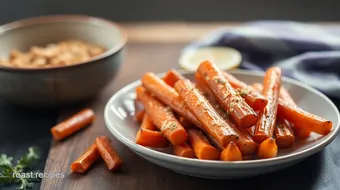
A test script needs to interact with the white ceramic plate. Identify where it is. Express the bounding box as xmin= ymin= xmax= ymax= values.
xmin=104 ymin=70 xmax=340 ymax=179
